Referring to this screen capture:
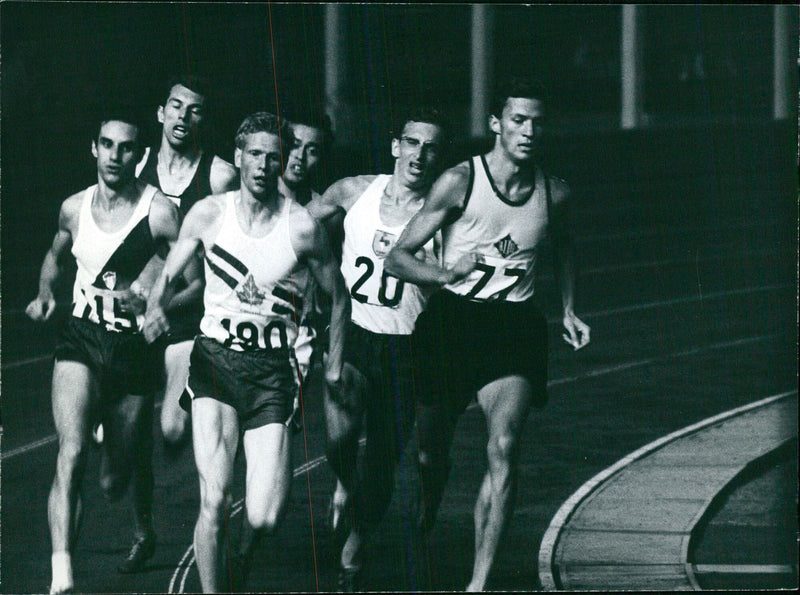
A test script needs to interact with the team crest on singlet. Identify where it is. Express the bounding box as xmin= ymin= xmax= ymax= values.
xmin=372 ymin=230 xmax=396 ymax=258
xmin=494 ymin=234 xmax=519 ymax=258
xmin=236 ymin=274 xmax=266 ymax=305
xmin=102 ymin=271 xmax=117 ymax=290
